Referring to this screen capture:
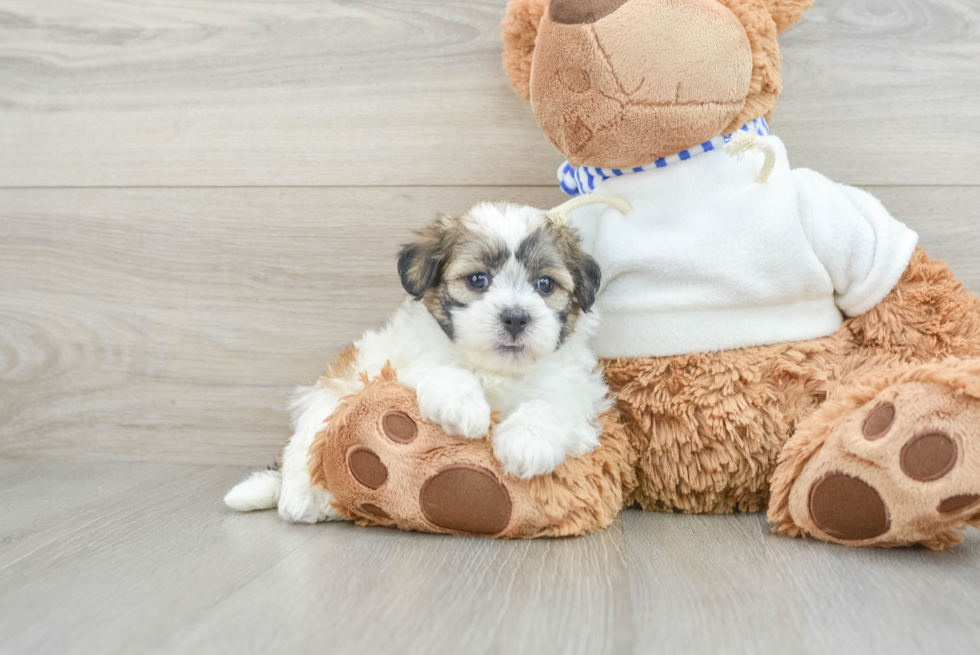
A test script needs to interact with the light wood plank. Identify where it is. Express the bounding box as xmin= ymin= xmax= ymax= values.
xmin=0 ymin=187 xmax=565 ymax=463
xmin=1 ymin=460 xmax=979 ymax=655
xmin=0 ymin=0 xmax=978 ymax=187
xmin=1 ymin=185 xmax=977 ymax=465
xmin=778 ymin=0 xmax=980 ymax=181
